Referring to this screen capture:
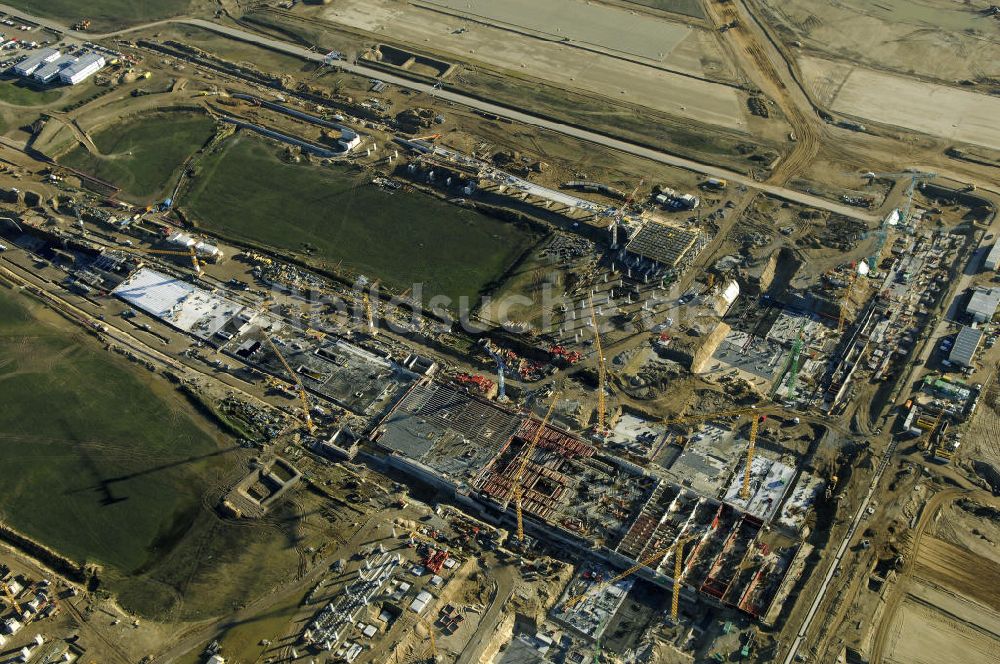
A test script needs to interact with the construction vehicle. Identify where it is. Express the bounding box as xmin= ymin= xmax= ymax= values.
xmin=73 ymin=19 xmax=91 ymax=31
xmin=741 ymin=415 xmax=765 ymax=500
xmin=549 ymin=344 xmax=582 ymax=364
xmin=453 ymin=372 xmax=495 ymax=396
xmin=264 ymin=336 xmax=316 ymax=435
xmin=510 ymin=395 xmax=560 ymax=542
xmin=590 ymin=298 xmax=608 ymax=438
xmin=424 ymin=549 xmax=450 ymax=574
xmin=701 ymin=272 xmax=716 ymax=295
